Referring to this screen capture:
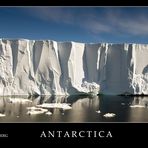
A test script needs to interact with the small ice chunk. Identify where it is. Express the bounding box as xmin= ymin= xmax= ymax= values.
xmin=8 ymin=98 xmax=32 ymax=104
xmin=37 ymin=103 xmax=72 ymax=110
xmin=96 ymin=110 xmax=101 ymax=113
xmin=45 ymin=111 xmax=52 ymax=116
xmin=103 ymin=113 xmax=116 ymax=118
xmin=0 ymin=113 xmax=6 ymax=117
xmin=121 ymin=103 xmax=125 ymax=105
xmin=130 ymin=105 xmax=145 ymax=108
xmin=27 ymin=107 xmax=48 ymax=115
